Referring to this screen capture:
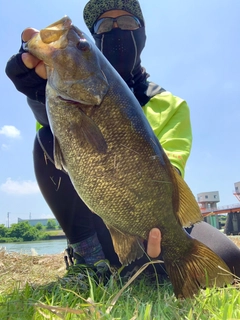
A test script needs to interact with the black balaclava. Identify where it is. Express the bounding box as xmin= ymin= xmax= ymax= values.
xmin=83 ymin=1 xmax=164 ymax=105
xmin=93 ymin=27 xmax=146 ymax=88
xmin=93 ymin=27 xmax=164 ymax=106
